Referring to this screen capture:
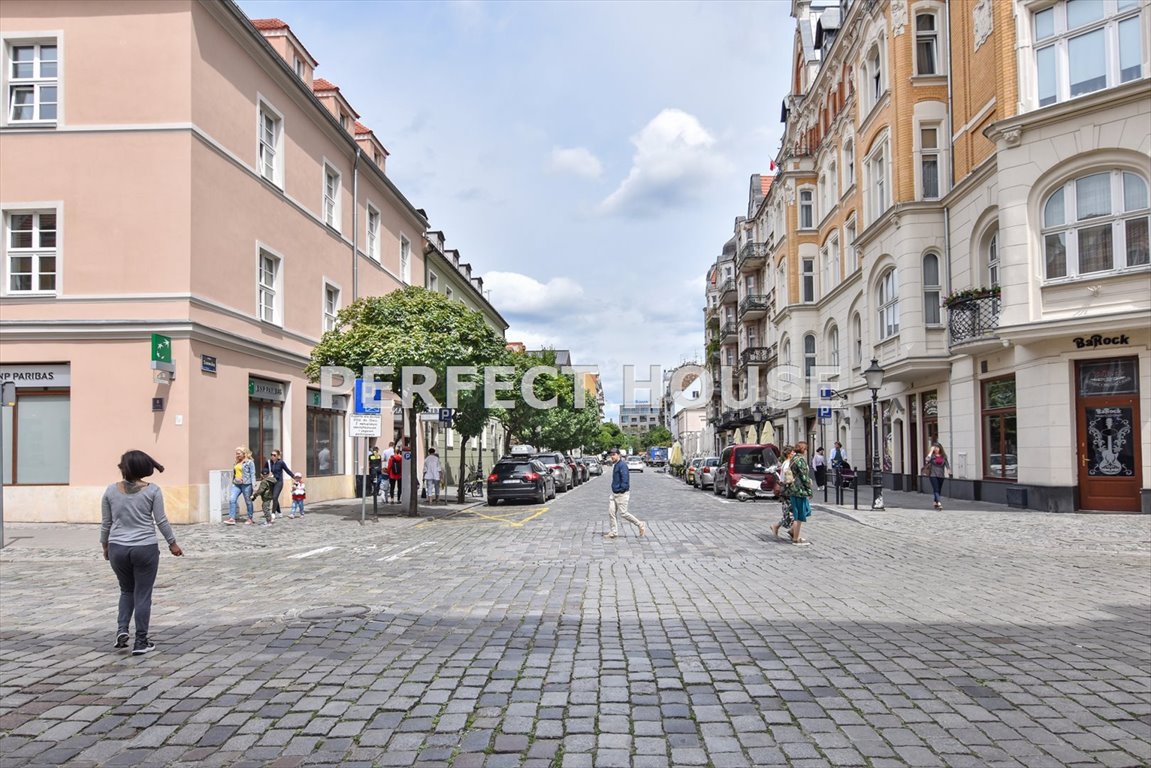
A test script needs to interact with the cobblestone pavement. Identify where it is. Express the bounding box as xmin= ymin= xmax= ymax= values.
xmin=1 ymin=471 xmax=1149 ymax=768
